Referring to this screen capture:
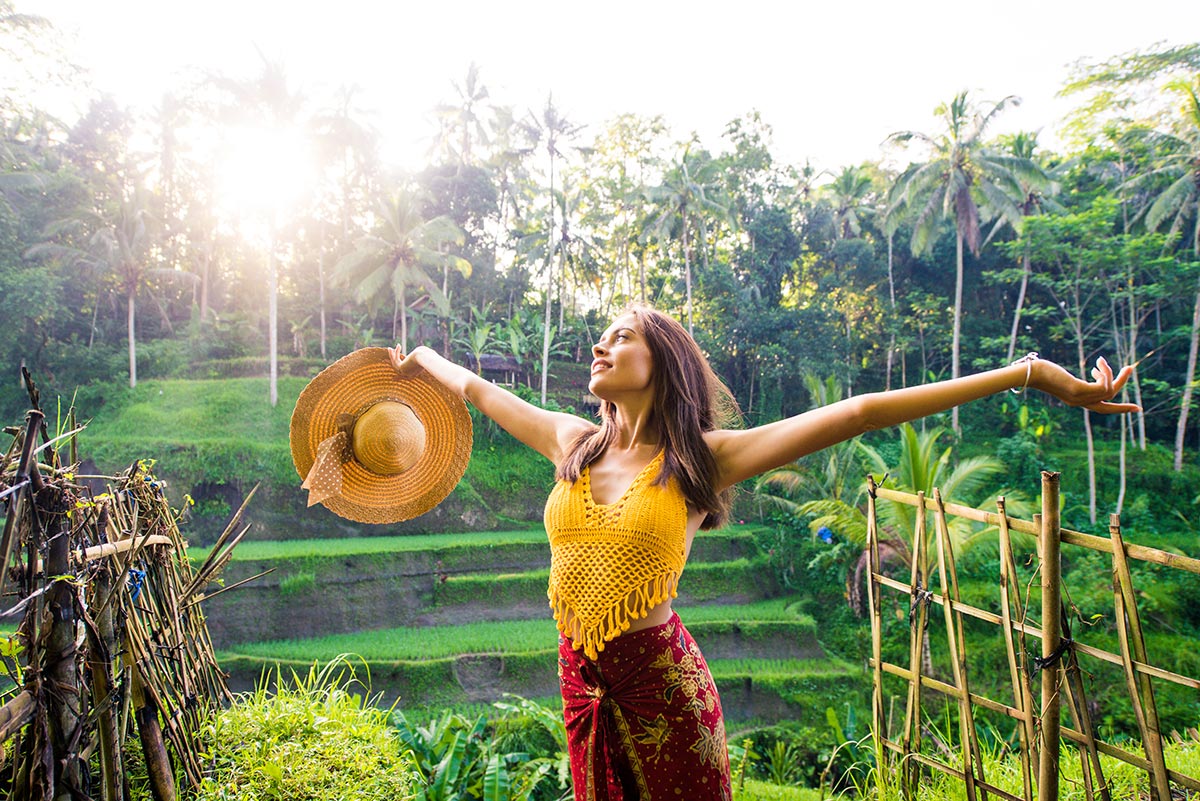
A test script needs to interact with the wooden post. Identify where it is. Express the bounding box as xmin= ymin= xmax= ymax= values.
xmin=1038 ymin=471 xmax=1061 ymax=801
xmin=866 ymin=476 xmax=888 ymax=796
xmin=1110 ymin=515 xmax=1172 ymax=801
xmin=996 ymin=498 xmax=1035 ymax=800
xmin=931 ymin=489 xmax=982 ymax=801
xmin=901 ymin=491 xmax=929 ymax=799
xmin=38 ymin=474 xmax=82 ymax=800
